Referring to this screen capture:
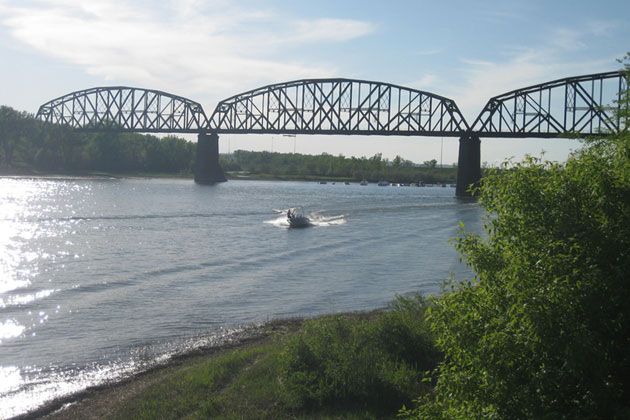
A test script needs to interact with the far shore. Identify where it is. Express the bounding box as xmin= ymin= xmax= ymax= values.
xmin=0 ymin=171 xmax=348 ymax=183
xmin=1 ymin=171 xmax=459 ymax=184
xmin=0 ymin=170 xmax=191 ymax=180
